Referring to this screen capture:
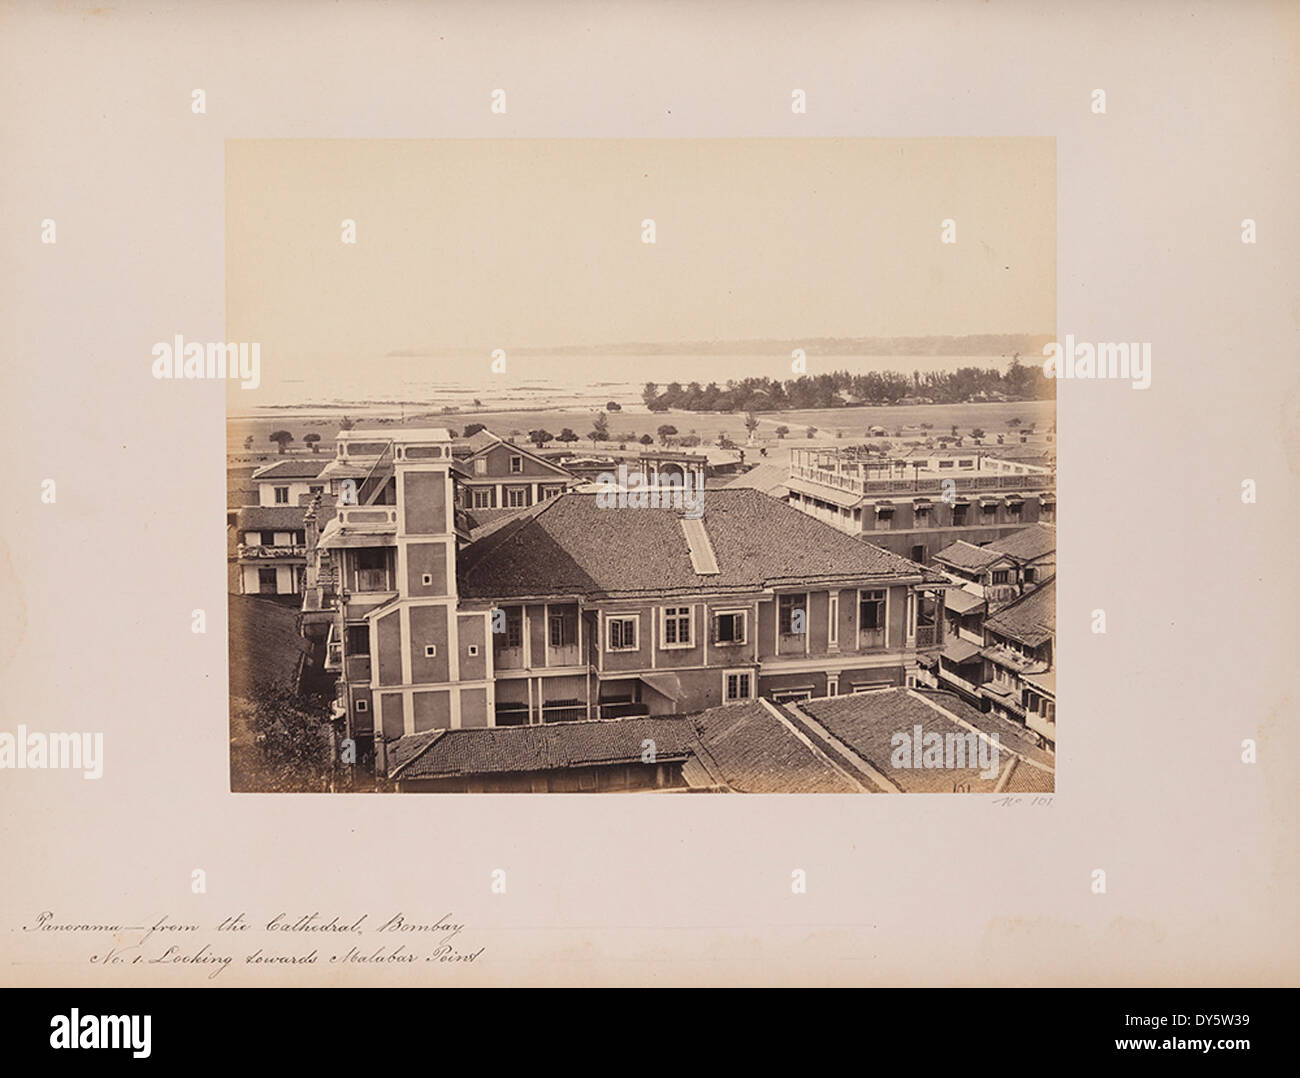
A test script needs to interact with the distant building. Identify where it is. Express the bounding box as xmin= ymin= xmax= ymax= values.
xmin=786 ymin=446 xmax=1055 ymax=565
xmin=979 ymin=580 xmax=1055 ymax=747
xmin=227 ymin=505 xmax=309 ymax=596
xmin=249 ymin=459 xmax=329 ymax=507
xmin=921 ymin=524 xmax=1055 ymax=735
